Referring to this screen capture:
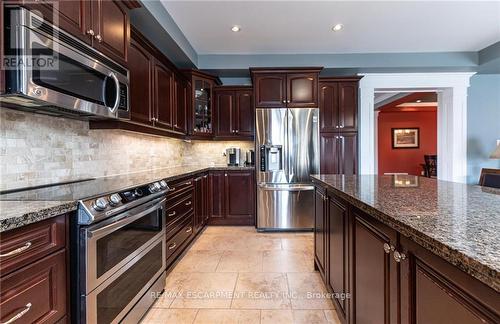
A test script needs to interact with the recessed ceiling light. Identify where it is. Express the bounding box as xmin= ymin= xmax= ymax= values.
xmin=332 ymin=24 xmax=344 ymax=32
xmin=231 ymin=25 xmax=241 ymax=32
